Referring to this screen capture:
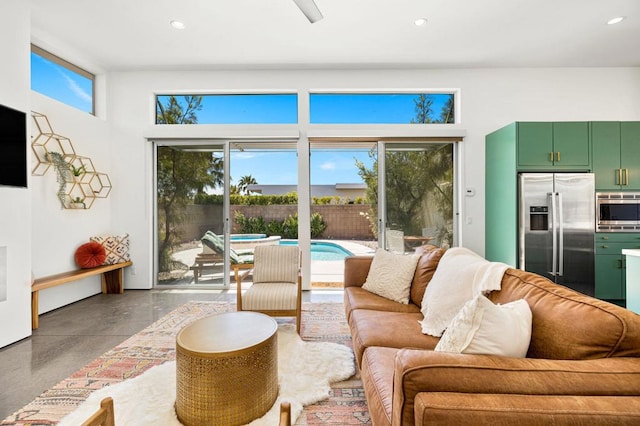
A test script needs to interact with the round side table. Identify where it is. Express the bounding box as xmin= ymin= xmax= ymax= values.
xmin=175 ymin=311 xmax=278 ymax=426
